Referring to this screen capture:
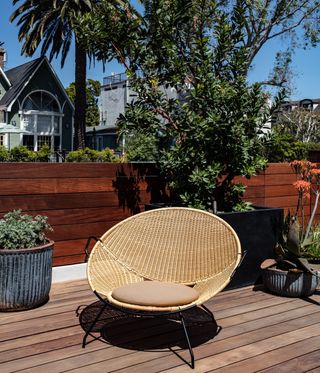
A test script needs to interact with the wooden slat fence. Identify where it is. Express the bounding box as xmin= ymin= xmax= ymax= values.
xmin=237 ymin=163 xmax=309 ymax=217
xmin=0 ymin=163 xmax=167 ymax=266
xmin=0 ymin=162 xmax=307 ymax=266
